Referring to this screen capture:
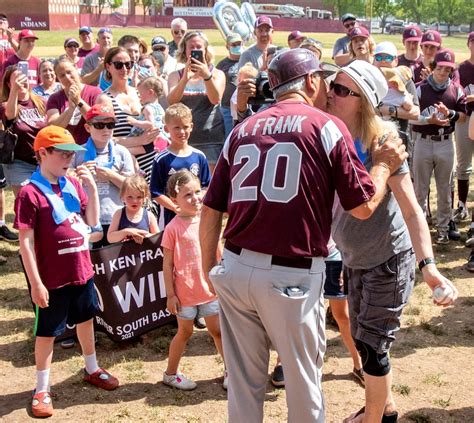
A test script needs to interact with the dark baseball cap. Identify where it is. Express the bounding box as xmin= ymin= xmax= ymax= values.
xmin=402 ymin=26 xmax=422 ymax=42
xmin=349 ymin=26 xmax=370 ymax=40
xmin=341 ymin=13 xmax=356 ymax=23
xmin=79 ymin=26 xmax=92 ymax=34
xmin=98 ymin=27 xmax=112 ymax=35
xmin=421 ymin=30 xmax=441 ymax=47
xmin=255 ymin=16 xmax=273 ymax=29
xmin=434 ymin=49 xmax=455 ymax=68
xmin=151 ymin=36 xmax=167 ymax=47
xmin=64 ymin=37 xmax=80 ymax=48
xmin=288 ymin=31 xmax=305 ymax=42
